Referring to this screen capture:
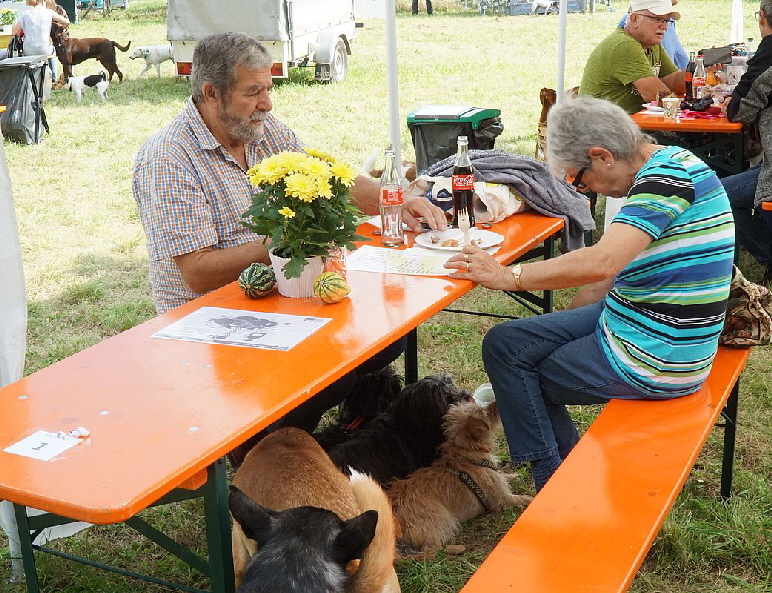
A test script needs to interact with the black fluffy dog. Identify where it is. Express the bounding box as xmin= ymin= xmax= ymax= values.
xmin=314 ymin=366 xmax=403 ymax=450
xmin=324 ymin=373 xmax=471 ymax=486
